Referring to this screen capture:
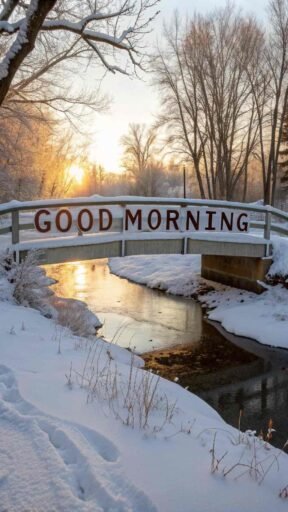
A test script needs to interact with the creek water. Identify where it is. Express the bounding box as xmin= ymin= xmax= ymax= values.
xmin=46 ymin=258 xmax=288 ymax=449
